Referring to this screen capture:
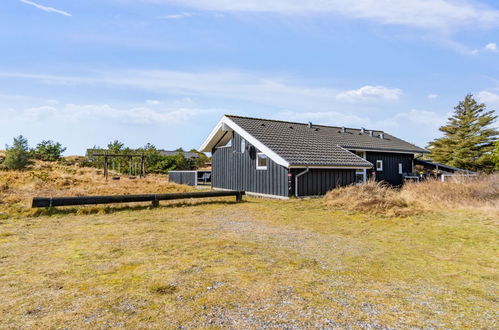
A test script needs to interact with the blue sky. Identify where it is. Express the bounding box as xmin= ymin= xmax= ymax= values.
xmin=1 ymin=0 xmax=498 ymax=155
